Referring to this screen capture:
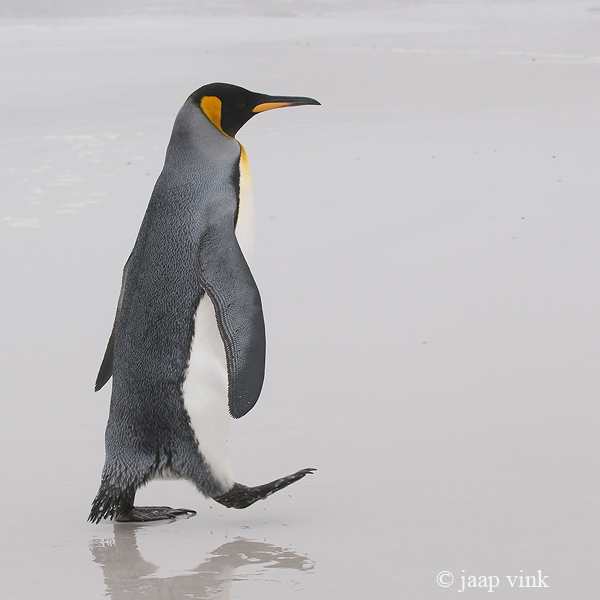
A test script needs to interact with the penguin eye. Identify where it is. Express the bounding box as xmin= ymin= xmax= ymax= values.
xmin=236 ymin=102 xmax=247 ymax=109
